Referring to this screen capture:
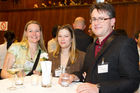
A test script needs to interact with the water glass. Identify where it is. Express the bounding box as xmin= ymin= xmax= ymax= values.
xmin=61 ymin=74 xmax=70 ymax=87
xmin=31 ymin=74 xmax=39 ymax=86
